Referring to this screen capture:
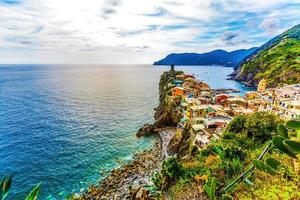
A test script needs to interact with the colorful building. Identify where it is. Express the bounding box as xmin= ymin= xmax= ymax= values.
xmin=172 ymin=87 xmax=185 ymax=96
xmin=245 ymin=91 xmax=260 ymax=100
xmin=257 ymin=79 xmax=267 ymax=92
xmin=215 ymin=94 xmax=229 ymax=104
